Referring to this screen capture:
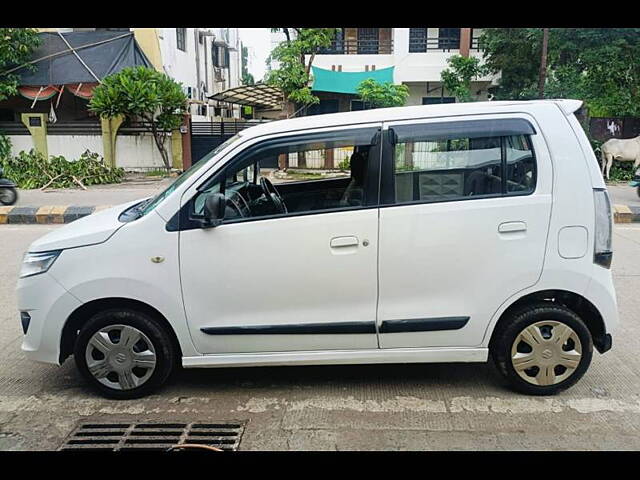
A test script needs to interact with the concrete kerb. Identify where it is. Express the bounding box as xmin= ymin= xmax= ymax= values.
xmin=0 ymin=206 xmax=112 ymax=224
